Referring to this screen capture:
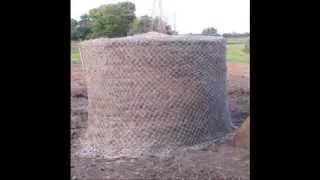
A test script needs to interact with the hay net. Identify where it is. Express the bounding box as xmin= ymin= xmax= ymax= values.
xmin=77 ymin=32 xmax=232 ymax=158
